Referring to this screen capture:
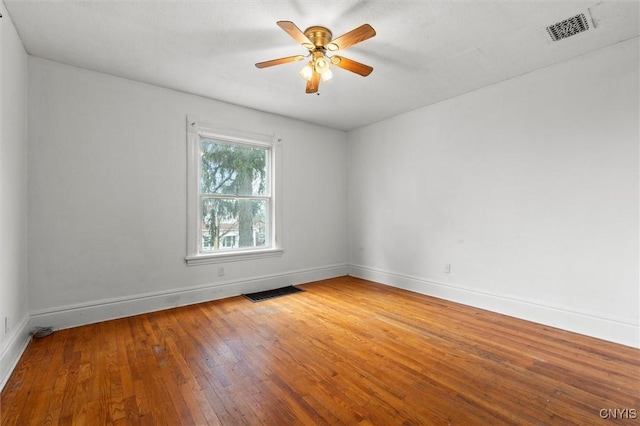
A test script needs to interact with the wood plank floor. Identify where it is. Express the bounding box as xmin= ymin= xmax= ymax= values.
xmin=1 ymin=276 xmax=639 ymax=425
